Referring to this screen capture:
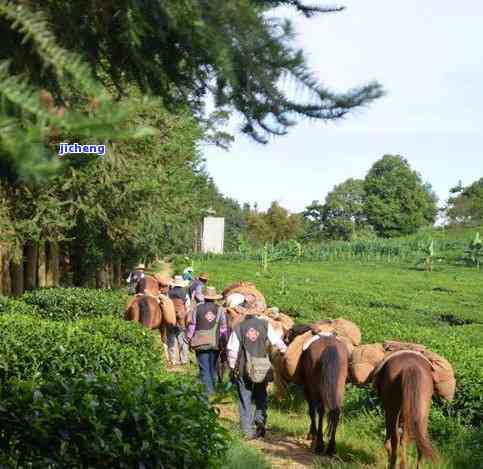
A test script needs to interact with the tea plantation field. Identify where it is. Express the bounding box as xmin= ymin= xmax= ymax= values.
xmin=195 ymin=257 xmax=483 ymax=468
